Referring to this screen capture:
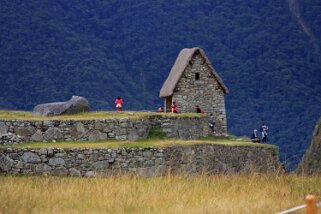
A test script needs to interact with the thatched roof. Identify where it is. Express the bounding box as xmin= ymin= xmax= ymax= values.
xmin=159 ymin=47 xmax=229 ymax=98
